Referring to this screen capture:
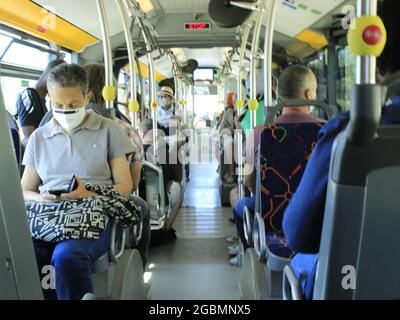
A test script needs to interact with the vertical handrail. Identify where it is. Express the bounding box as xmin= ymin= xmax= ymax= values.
xmin=249 ymin=0 xmax=264 ymax=129
xmin=264 ymin=0 xmax=278 ymax=110
xmin=356 ymin=0 xmax=377 ymax=85
xmin=237 ymin=23 xmax=251 ymax=200
xmin=96 ymin=0 xmax=115 ymax=110
xmin=137 ymin=16 xmax=157 ymax=158
xmin=237 ymin=23 xmax=252 ymax=107
xmin=116 ymin=0 xmax=139 ymax=128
